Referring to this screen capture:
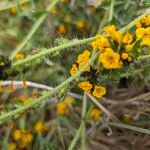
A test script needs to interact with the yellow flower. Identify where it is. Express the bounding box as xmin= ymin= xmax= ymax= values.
xmin=76 ymin=20 xmax=86 ymax=29
xmin=34 ymin=121 xmax=44 ymax=133
xmin=92 ymin=85 xmax=106 ymax=98
xmin=104 ymin=25 xmax=122 ymax=44
xmin=13 ymin=130 xmax=22 ymax=141
xmin=34 ymin=121 xmax=50 ymax=133
xmin=22 ymin=2 xmax=30 ymax=12
xmin=76 ymin=50 xmax=91 ymax=72
xmin=76 ymin=50 xmax=91 ymax=64
xmin=49 ymin=7 xmax=57 ymax=14
xmin=123 ymin=114 xmax=133 ymax=123
xmin=15 ymin=53 xmax=25 ymax=60
xmin=56 ymin=102 xmax=69 ymax=115
xmin=121 ymin=53 xmax=129 ymax=60
xmin=13 ymin=130 xmax=33 ymax=149
xmin=70 ymin=64 xmax=78 ymax=76
xmin=141 ymin=15 xmax=150 ymax=26
xmin=20 ymin=96 xmax=30 ymax=105
xmin=8 ymin=143 xmax=16 ymax=150
xmin=127 ymin=56 xmax=132 ymax=62
xmin=91 ymin=34 xmax=110 ymax=52
xmin=64 ymin=97 xmax=75 ymax=105
xmin=136 ymin=28 xmax=146 ymax=39
xmin=99 ymin=48 xmax=121 ymax=69
xmin=77 ymin=81 xmax=92 ymax=93
xmin=9 ymin=7 xmax=18 ymax=14
xmin=136 ymin=27 xmax=150 ymax=46
xmin=125 ymin=44 xmax=134 ymax=52
xmin=141 ymin=35 xmax=150 ymax=47
xmin=22 ymin=132 xmax=33 ymax=144
xmin=103 ymin=25 xmax=116 ymax=35
xmin=19 ymin=131 xmax=33 ymax=149
xmin=135 ymin=21 xmax=142 ymax=28
xmin=64 ymin=15 xmax=71 ymax=23
xmin=145 ymin=15 xmax=150 ymax=26
xmin=57 ymin=24 xmax=66 ymax=35
xmin=122 ymin=32 xmax=133 ymax=44
xmin=0 ymin=61 xmax=5 ymax=66
xmin=136 ymin=16 xmax=150 ymax=28
xmin=89 ymin=108 xmax=102 ymax=121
